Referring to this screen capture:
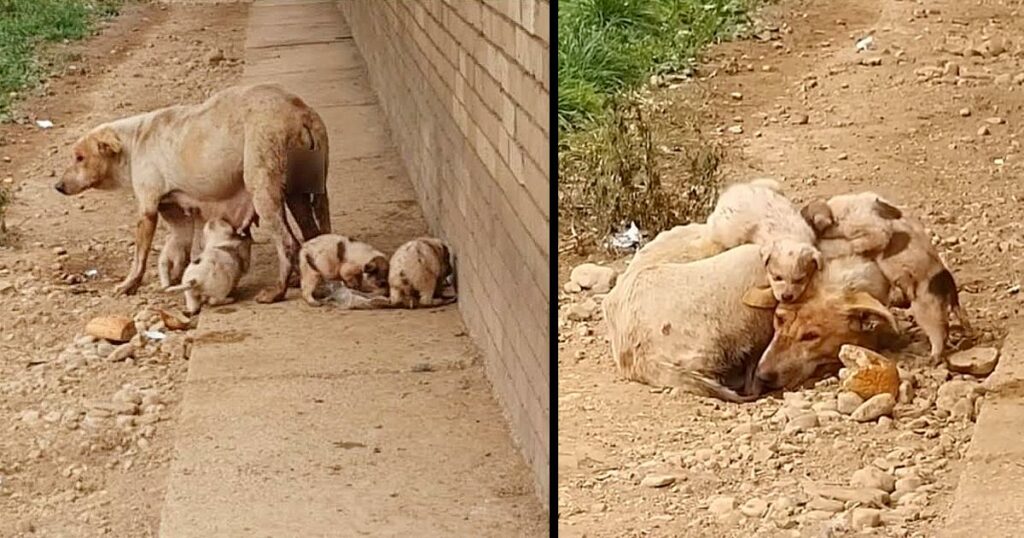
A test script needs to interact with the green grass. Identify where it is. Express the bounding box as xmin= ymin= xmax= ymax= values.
xmin=0 ymin=0 xmax=122 ymax=113
xmin=558 ymin=0 xmax=757 ymax=131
